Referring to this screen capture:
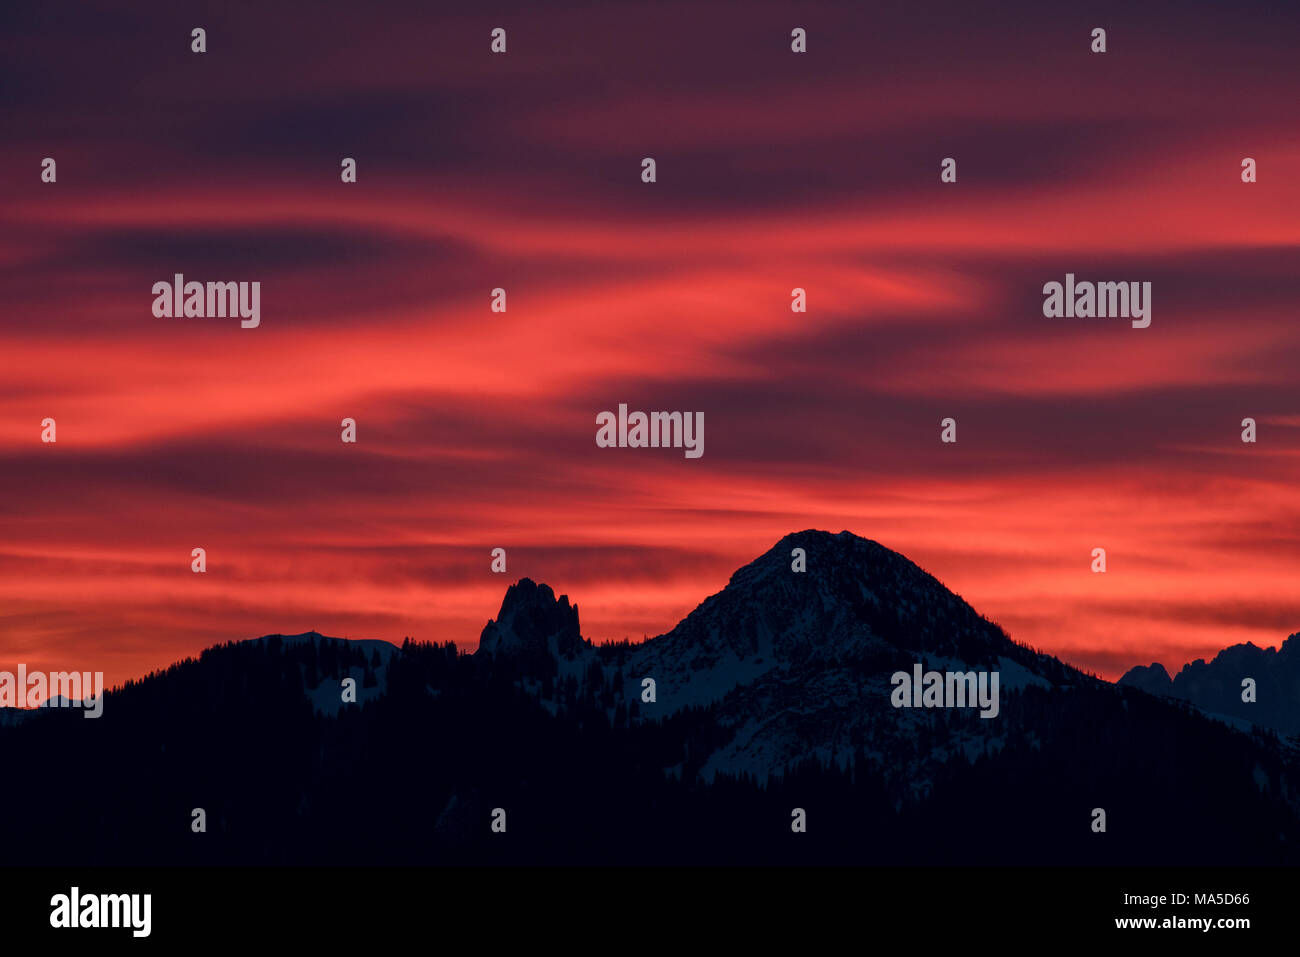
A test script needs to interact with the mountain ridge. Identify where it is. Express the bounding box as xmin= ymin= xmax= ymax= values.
xmin=1119 ymin=633 xmax=1300 ymax=736
xmin=5 ymin=529 xmax=1297 ymax=865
